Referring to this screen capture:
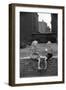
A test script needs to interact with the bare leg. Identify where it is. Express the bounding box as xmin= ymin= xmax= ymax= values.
xmin=38 ymin=57 xmax=41 ymax=70
xmin=44 ymin=56 xmax=47 ymax=70
xmin=37 ymin=56 xmax=47 ymax=70
xmin=44 ymin=60 xmax=47 ymax=70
